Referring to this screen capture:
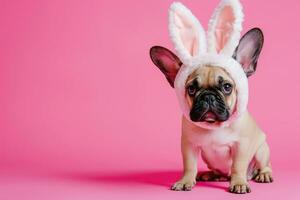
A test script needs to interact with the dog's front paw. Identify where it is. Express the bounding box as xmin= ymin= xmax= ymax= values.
xmin=229 ymin=179 xmax=251 ymax=194
xmin=229 ymin=183 xmax=251 ymax=194
xmin=171 ymin=179 xmax=196 ymax=191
